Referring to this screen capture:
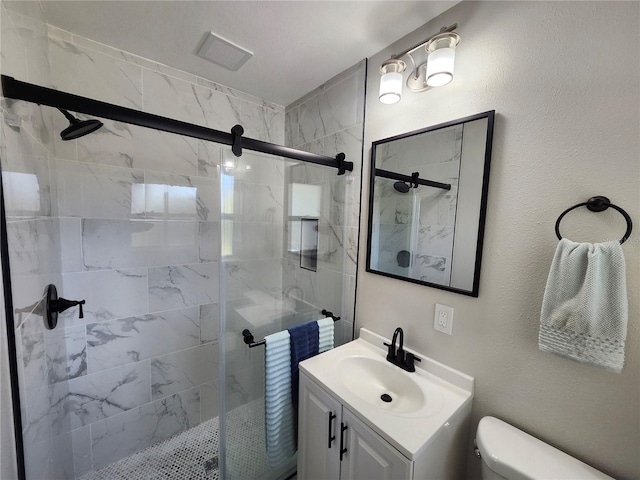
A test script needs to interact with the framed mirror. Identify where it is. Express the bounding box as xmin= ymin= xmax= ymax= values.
xmin=366 ymin=111 xmax=495 ymax=297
